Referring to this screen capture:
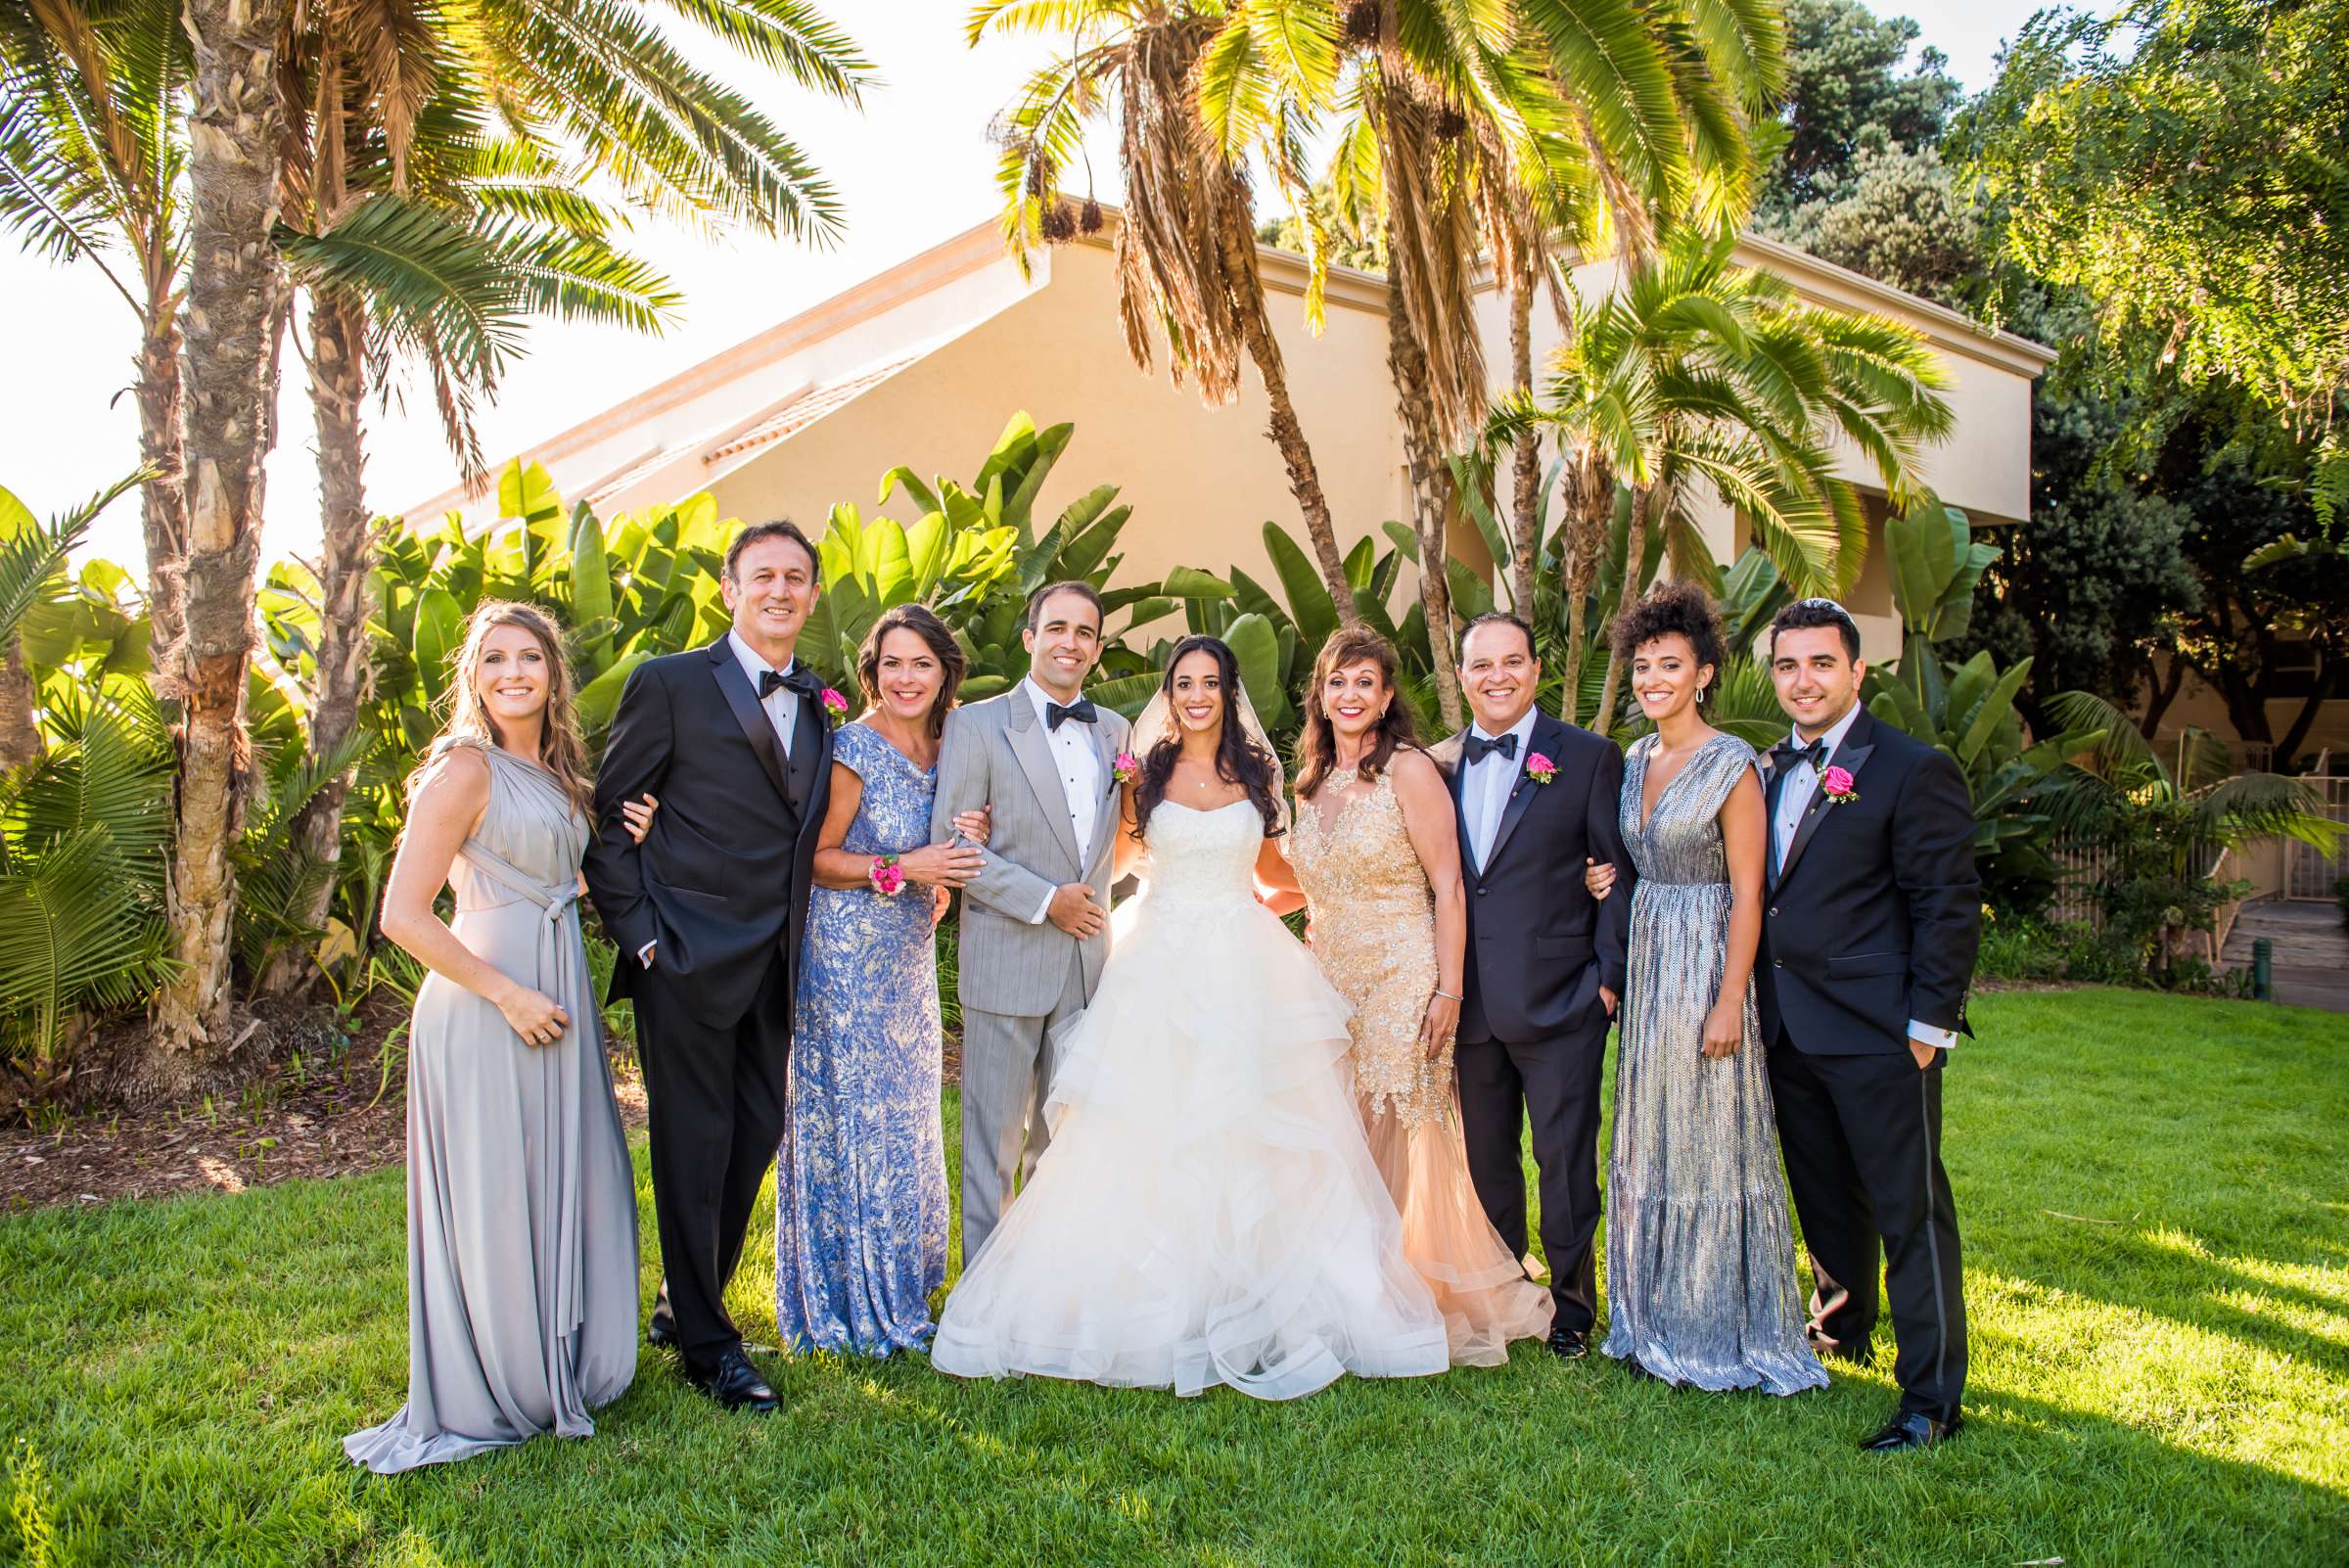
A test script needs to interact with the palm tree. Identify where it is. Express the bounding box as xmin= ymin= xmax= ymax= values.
xmin=1495 ymin=227 xmax=1956 ymax=733
xmin=148 ymin=0 xmax=292 ymax=1069
xmin=164 ymin=0 xmax=869 ymax=1061
xmin=1307 ymin=0 xmax=1784 ymax=727
xmin=0 ymin=0 xmax=191 ymax=655
xmin=975 ymin=0 xmax=1361 ymax=623
xmin=2042 ymin=693 xmax=2343 ymax=979
xmin=259 ymin=29 xmax=705 ymax=994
